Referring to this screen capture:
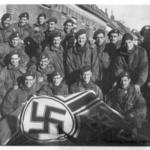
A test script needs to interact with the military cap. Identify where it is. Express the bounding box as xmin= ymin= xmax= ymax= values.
xmin=108 ymin=29 xmax=120 ymax=37
xmin=51 ymin=30 xmax=62 ymax=39
xmin=140 ymin=25 xmax=150 ymax=36
xmin=37 ymin=13 xmax=46 ymax=19
xmin=9 ymin=51 xmax=20 ymax=58
xmin=93 ymin=29 xmax=105 ymax=39
xmin=122 ymin=33 xmax=133 ymax=42
xmin=24 ymin=71 xmax=36 ymax=78
xmin=9 ymin=32 xmax=19 ymax=41
xmin=19 ymin=12 xmax=29 ymax=19
xmin=39 ymin=52 xmax=49 ymax=60
xmin=51 ymin=70 xmax=62 ymax=78
xmin=47 ymin=17 xmax=57 ymax=23
xmin=81 ymin=65 xmax=91 ymax=74
xmin=63 ymin=19 xmax=74 ymax=26
xmin=1 ymin=13 xmax=11 ymax=22
xmin=119 ymin=71 xmax=130 ymax=79
xmin=75 ymin=29 xmax=87 ymax=39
